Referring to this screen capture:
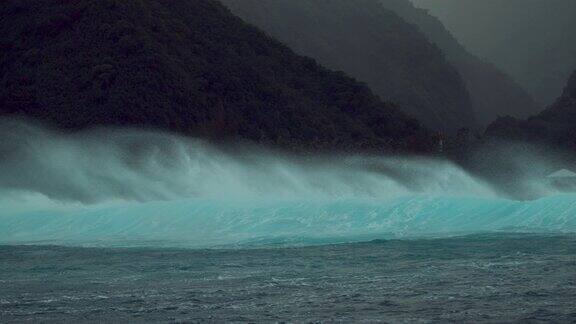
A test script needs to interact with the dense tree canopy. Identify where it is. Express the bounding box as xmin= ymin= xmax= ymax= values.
xmin=0 ymin=0 xmax=433 ymax=152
